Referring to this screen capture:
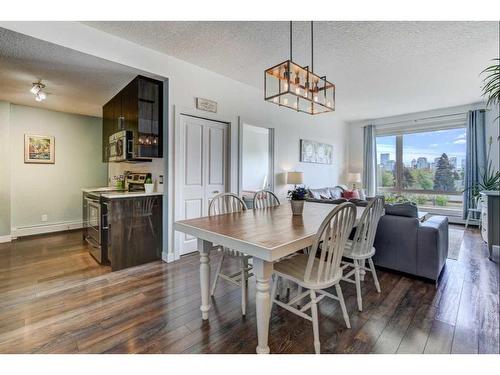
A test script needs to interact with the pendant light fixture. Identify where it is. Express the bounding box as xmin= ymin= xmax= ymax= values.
xmin=264 ymin=21 xmax=335 ymax=115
